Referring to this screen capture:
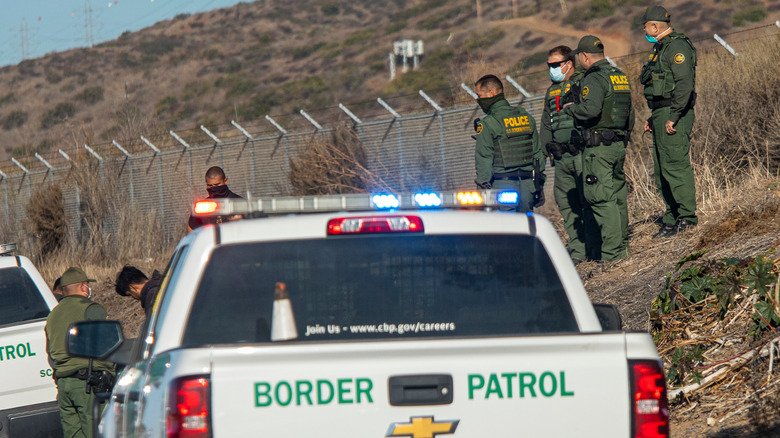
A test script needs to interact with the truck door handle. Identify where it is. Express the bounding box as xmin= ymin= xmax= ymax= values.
xmin=388 ymin=374 xmax=453 ymax=406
